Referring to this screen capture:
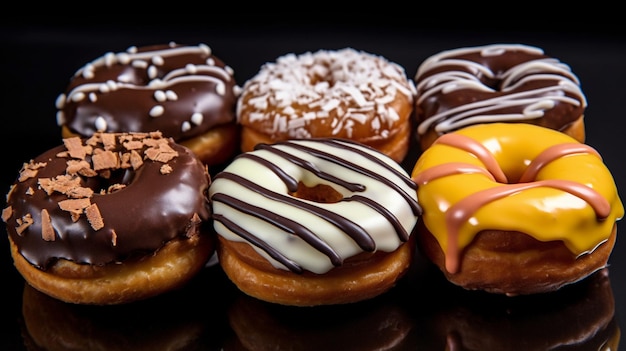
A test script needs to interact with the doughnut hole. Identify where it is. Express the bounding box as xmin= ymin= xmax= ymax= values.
xmin=290 ymin=182 xmax=343 ymax=203
xmin=83 ymin=168 xmax=135 ymax=194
